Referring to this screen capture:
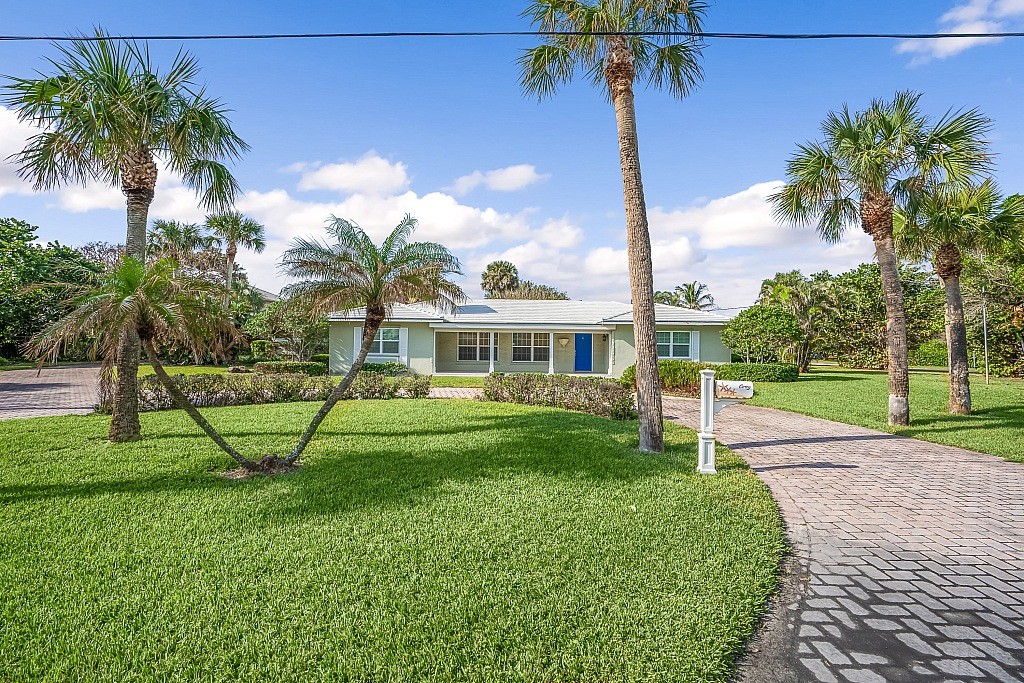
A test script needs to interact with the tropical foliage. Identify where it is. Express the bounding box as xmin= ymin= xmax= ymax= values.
xmin=243 ymin=298 xmax=328 ymax=361
xmin=520 ymin=0 xmax=709 ymax=453
xmin=279 ymin=214 xmax=465 ymax=464
xmin=770 ymin=91 xmax=991 ymax=425
xmin=721 ymin=306 xmax=802 ymax=364
xmin=655 ymin=281 xmax=715 ymax=310
xmin=480 ymin=260 xmax=569 ymax=300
